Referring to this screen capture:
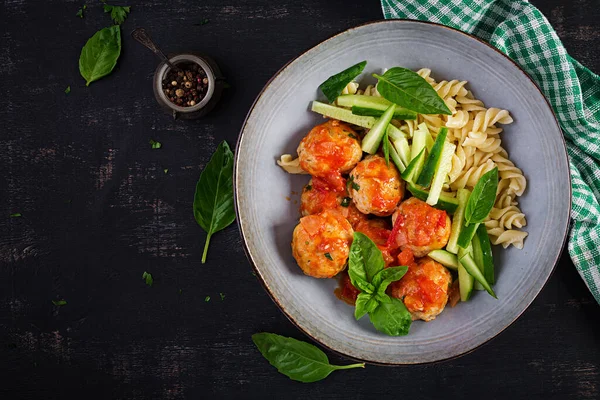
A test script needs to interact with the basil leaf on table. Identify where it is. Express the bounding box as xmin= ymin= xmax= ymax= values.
xmin=369 ymin=297 xmax=412 ymax=336
xmin=373 ymin=67 xmax=451 ymax=115
xmin=193 ymin=141 xmax=236 ymax=263
xmin=348 ymin=232 xmax=385 ymax=289
xmin=79 ymin=25 xmax=122 ymax=86
xmin=372 ymin=266 xmax=408 ymax=295
xmin=103 ymin=4 xmax=131 ymax=25
xmin=252 ymin=333 xmax=364 ymax=383
xmin=464 ymin=167 xmax=499 ymax=225
xmin=319 ymin=61 xmax=367 ymax=103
